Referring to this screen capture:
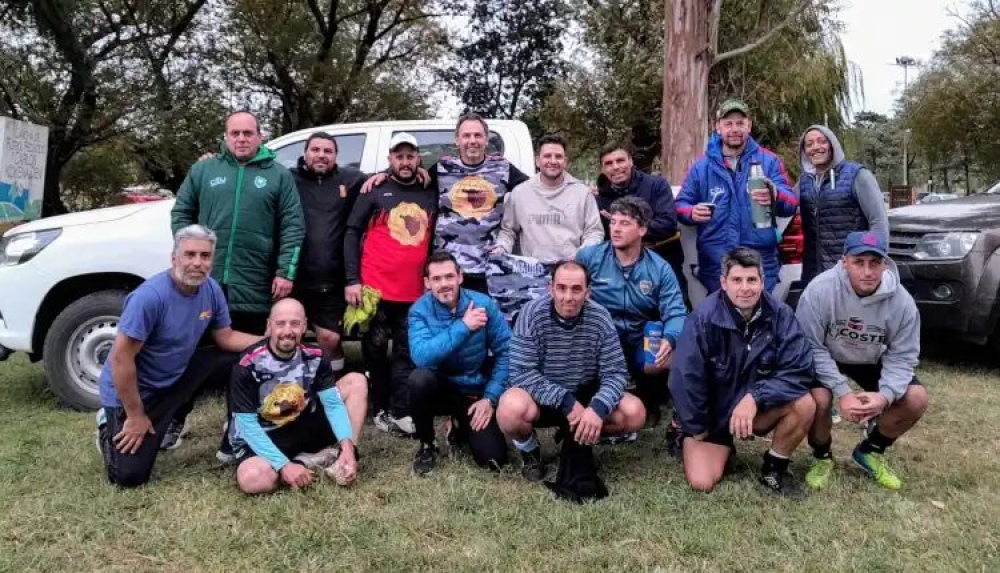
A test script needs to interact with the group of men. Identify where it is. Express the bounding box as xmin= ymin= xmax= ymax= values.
xmin=95 ymin=100 xmax=927 ymax=501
